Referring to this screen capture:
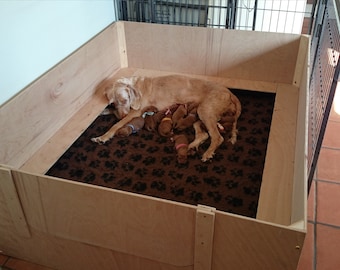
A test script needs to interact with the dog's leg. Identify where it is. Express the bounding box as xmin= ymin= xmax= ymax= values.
xmin=188 ymin=120 xmax=209 ymax=153
xmin=228 ymin=95 xmax=241 ymax=144
xmin=198 ymin=111 xmax=224 ymax=162
xmin=91 ymin=110 xmax=141 ymax=144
